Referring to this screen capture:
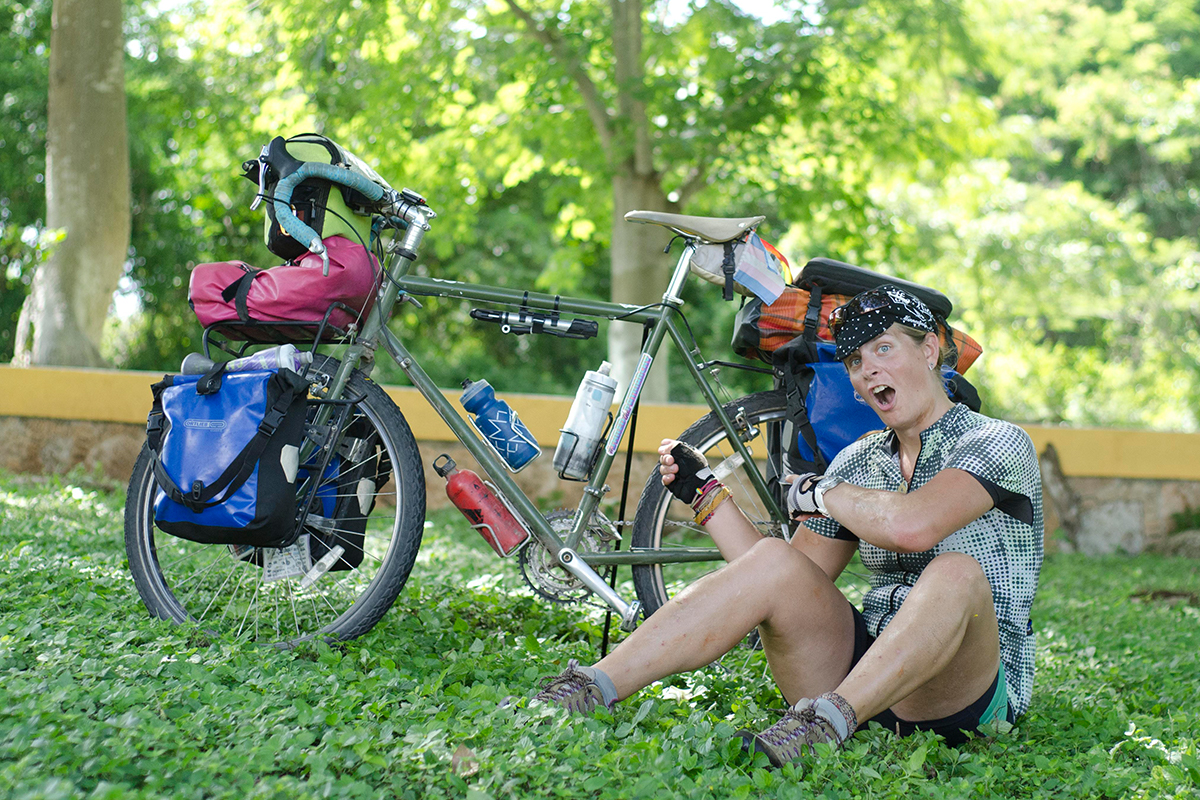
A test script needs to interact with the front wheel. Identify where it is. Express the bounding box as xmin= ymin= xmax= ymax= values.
xmin=630 ymin=390 xmax=789 ymax=618
xmin=123 ymin=355 xmax=426 ymax=645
